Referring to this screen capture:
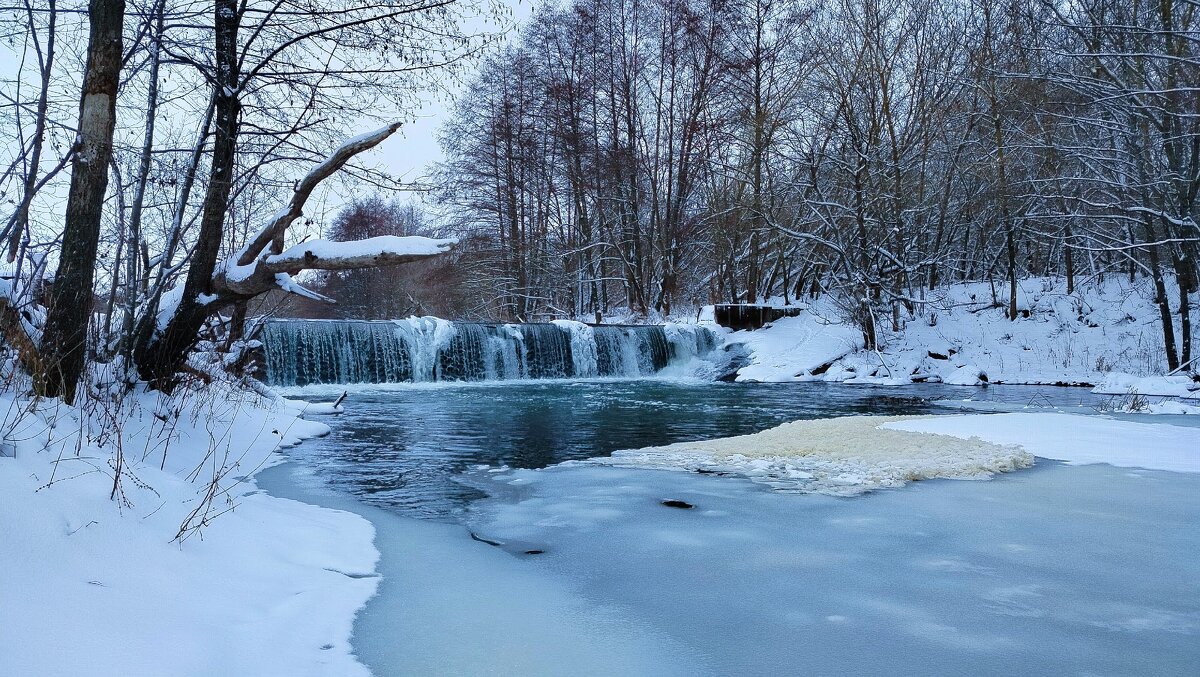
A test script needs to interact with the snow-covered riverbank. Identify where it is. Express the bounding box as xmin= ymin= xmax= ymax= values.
xmin=720 ymin=278 xmax=1199 ymax=401
xmin=0 ymin=379 xmax=378 ymax=676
